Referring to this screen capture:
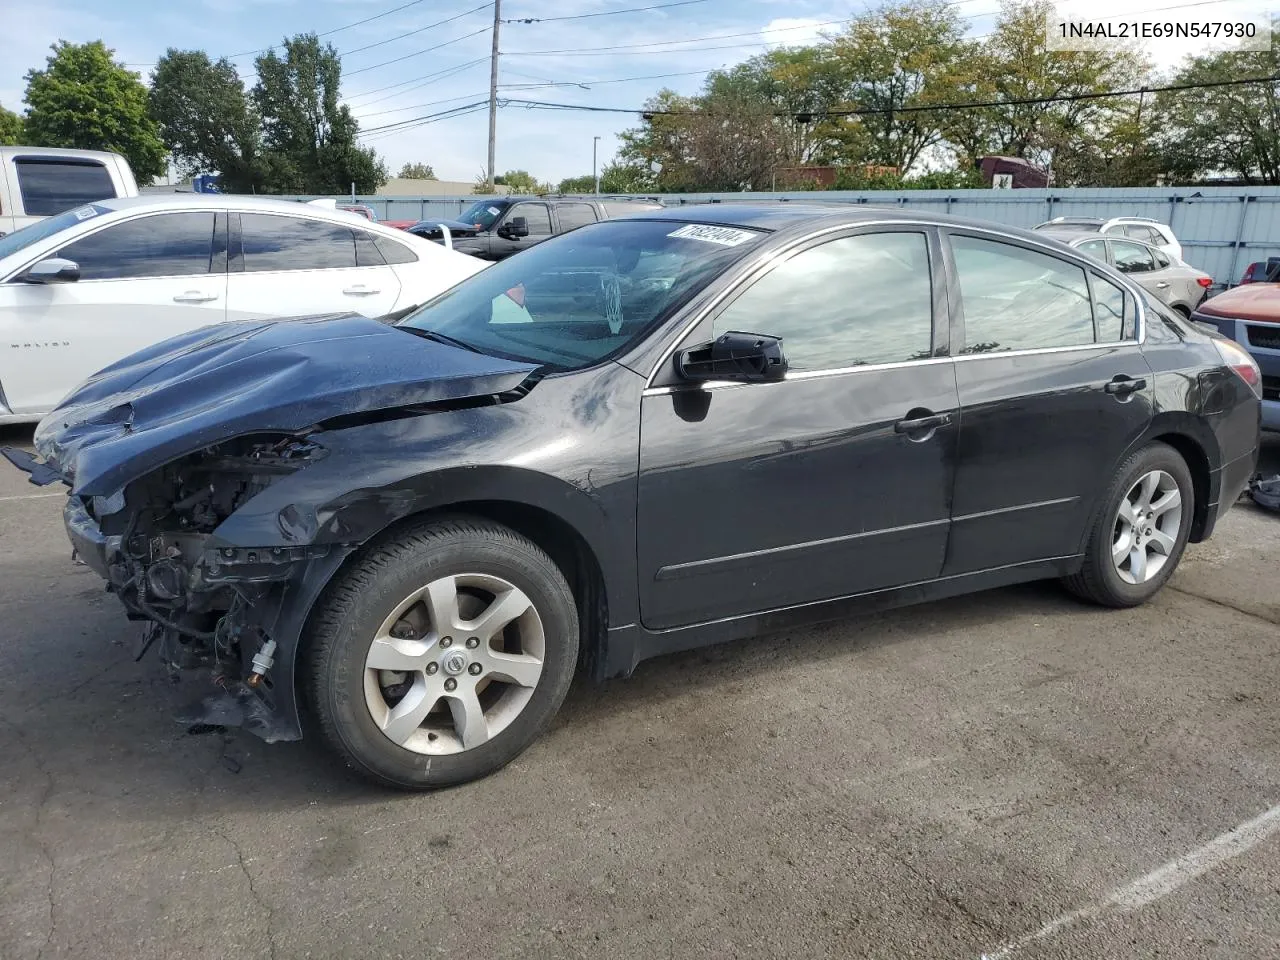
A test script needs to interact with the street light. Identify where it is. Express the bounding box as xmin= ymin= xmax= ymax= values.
xmin=593 ymin=136 xmax=601 ymax=194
